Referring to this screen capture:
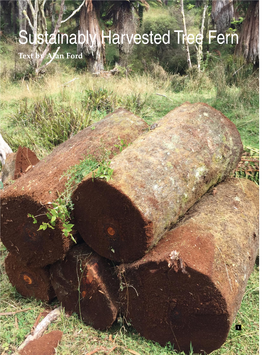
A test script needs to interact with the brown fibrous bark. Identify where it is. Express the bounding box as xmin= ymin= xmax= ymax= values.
xmin=119 ymin=178 xmax=259 ymax=354
xmin=235 ymin=1 xmax=259 ymax=66
xmin=0 ymin=109 xmax=148 ymax=267
xmin=1 ymin=146 xmax=39 ymax=184
xmin=72 ymin=102 xmax=243 ymax=262
xmin=78 ymin=0 xmax=105 ymax=73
